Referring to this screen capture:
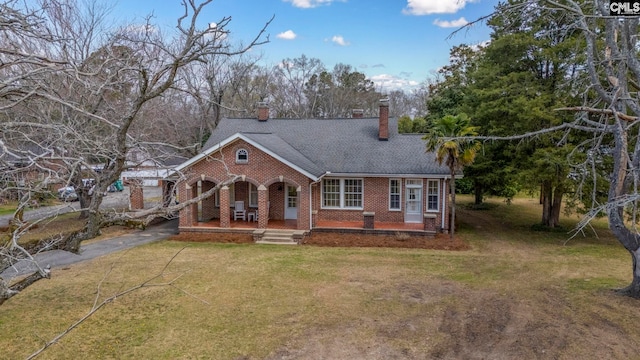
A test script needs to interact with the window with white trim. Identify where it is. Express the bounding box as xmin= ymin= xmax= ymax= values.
xmin=427 ymin=180 xmax=439 ymax=211
xmin=249 ymin=183 xmax=258 ymax=207
xmin=322 ymin=178 xmax=363 ymax=209
xmin=235 ymin=148 xmax=248 ymax=163
xmin=322 ymin=179 xmax=340 ymax=208
xmin=389 ymin=179 xmax=401 ymax=211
